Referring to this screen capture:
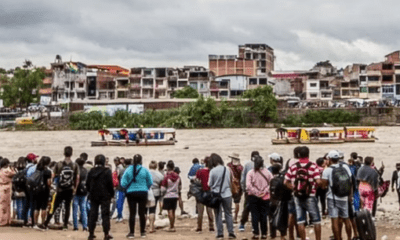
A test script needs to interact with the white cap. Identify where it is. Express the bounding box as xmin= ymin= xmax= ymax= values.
xmin=327 ymin=150 xmax=340 ymax=159
xmin=269 ymin=153 xmax=281 ymax=162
